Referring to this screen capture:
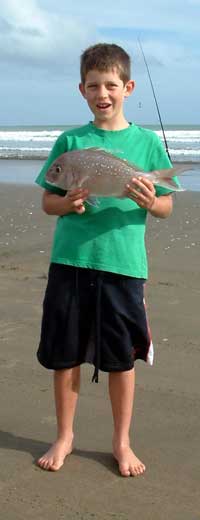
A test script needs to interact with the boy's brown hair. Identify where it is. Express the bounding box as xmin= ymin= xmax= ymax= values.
xmin=80 ymin=43 xmax=131 ymax=84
